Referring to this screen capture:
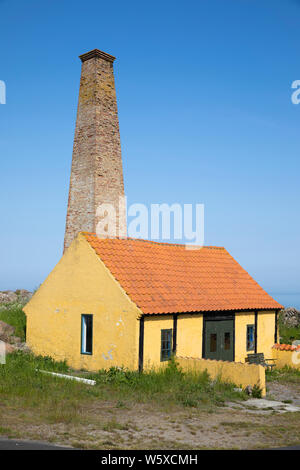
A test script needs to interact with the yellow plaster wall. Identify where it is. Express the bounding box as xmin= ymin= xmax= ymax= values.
xmin=177 ymin=314 xmax=203 ymax=358
xmin=235 ymin=311 xmax=276 ymax=363
xmin=257 ymin=311 xmax=276 ymax=360
xmin=272 ymin=349 xmax=300 ymax=369
xmin=24 ymin=234 xmax=142 ymax=371
xmin=177 ymin=357 xmax=266 ymax=397
xmin=235 ymin=312 xmax=256 ymax=362
xmin=143 ymin=315 xmax=173 ymax=369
